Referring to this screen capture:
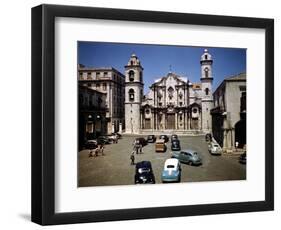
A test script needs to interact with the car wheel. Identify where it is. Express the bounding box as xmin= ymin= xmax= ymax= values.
xmin=188 ymin=161 xmax=192 ymax=166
